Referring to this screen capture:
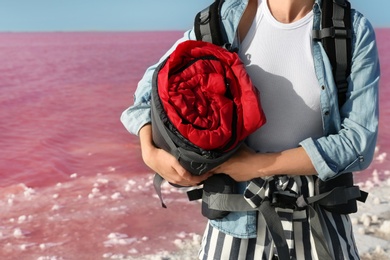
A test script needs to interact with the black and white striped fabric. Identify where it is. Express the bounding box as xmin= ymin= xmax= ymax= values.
xmin=198 ymin=176 xmax=360 ymax=260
